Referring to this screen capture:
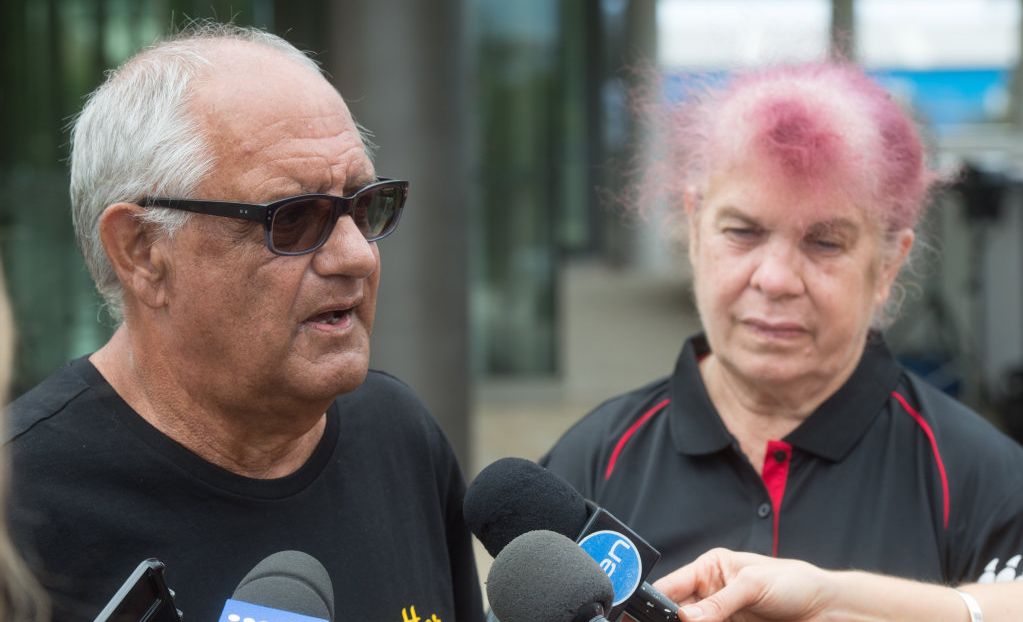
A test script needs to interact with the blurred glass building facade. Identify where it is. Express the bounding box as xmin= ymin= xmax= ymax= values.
xmin=0 ymin=0 xmax=646 ymax=386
